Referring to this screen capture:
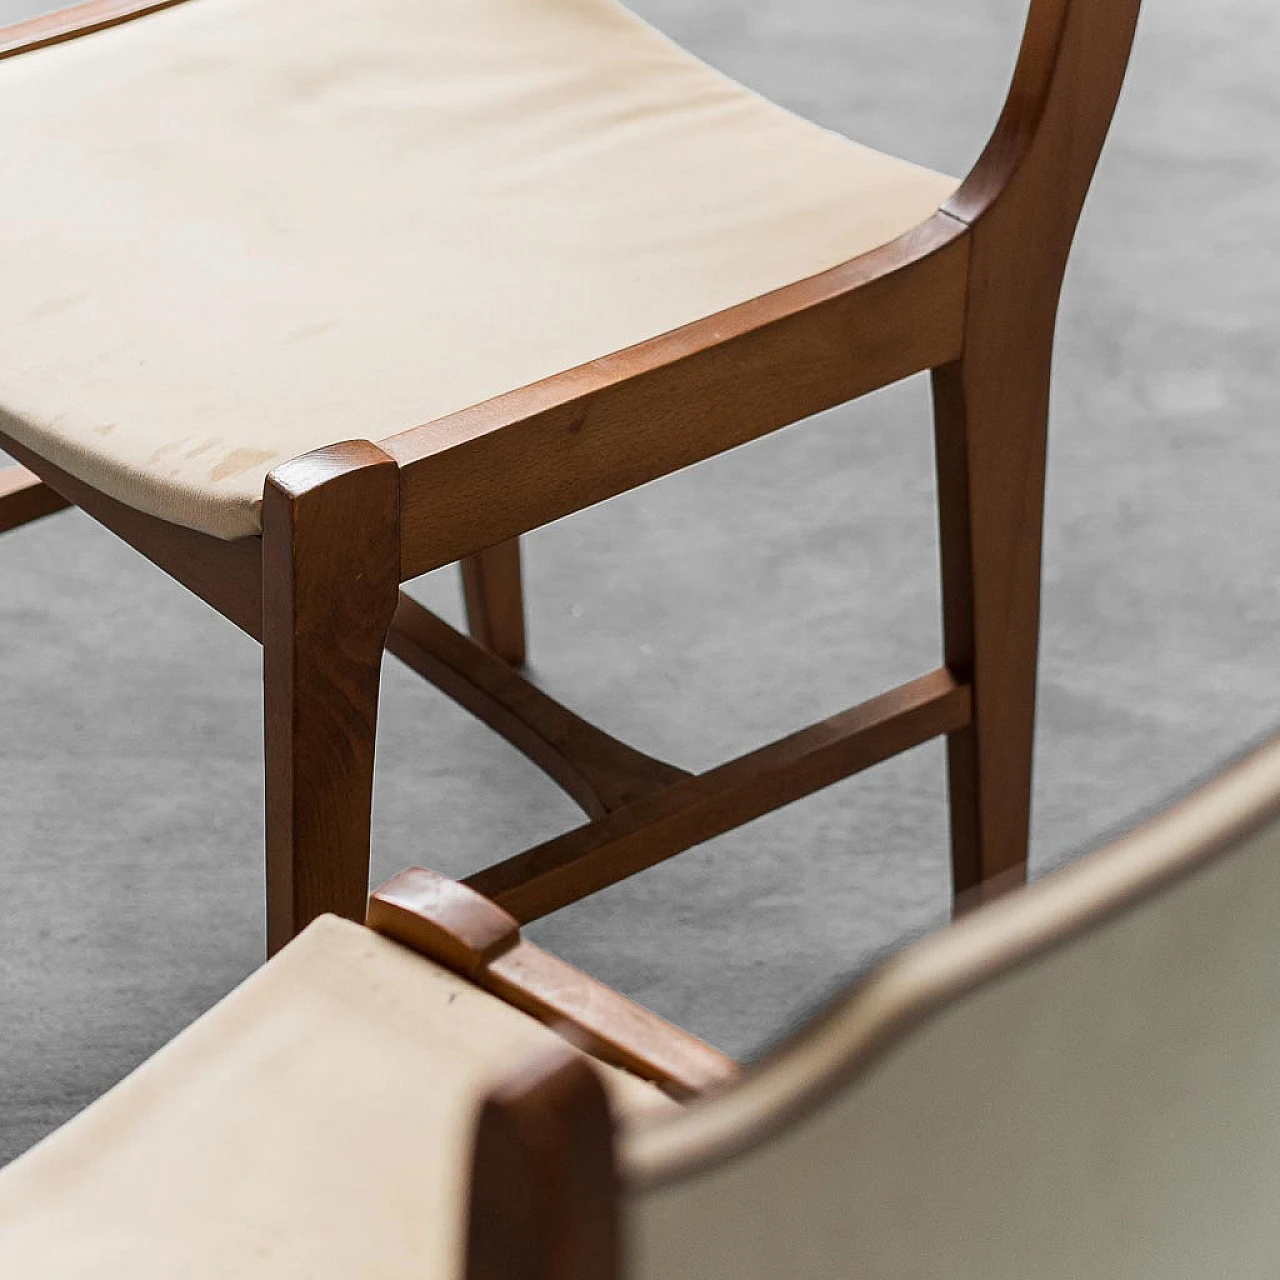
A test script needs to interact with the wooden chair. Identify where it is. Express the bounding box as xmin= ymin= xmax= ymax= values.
xmin=0 ymin=0 xmax=1142 ymax=951
xmin=2 ymin=737 xmax=1276 ymax=1276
